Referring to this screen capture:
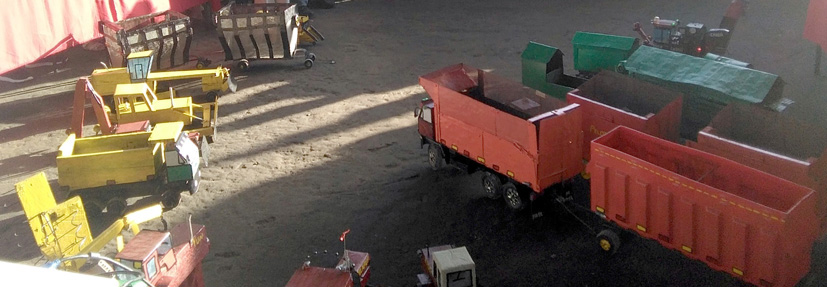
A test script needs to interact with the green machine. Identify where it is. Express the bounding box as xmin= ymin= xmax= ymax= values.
xmin=571 ymin=32 xmax=640 ymax=77
xmin=618 ymin=45 xmax=784 ymax=140
xmin=520 ymin=41 xmax=585 ymax=99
